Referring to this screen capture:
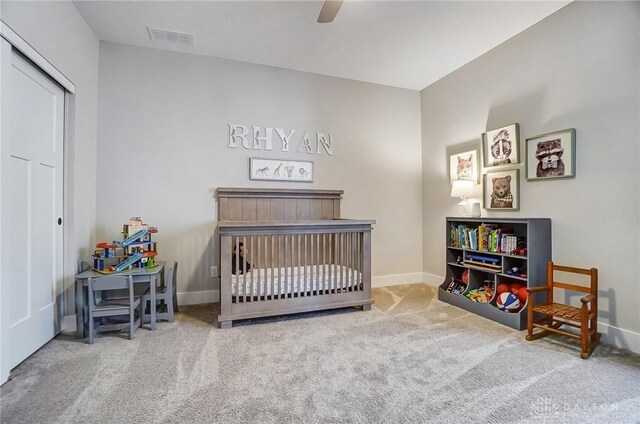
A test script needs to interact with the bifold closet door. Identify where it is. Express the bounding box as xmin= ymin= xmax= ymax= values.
xmin=1 ymin=38 xmax=64 ymax=379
